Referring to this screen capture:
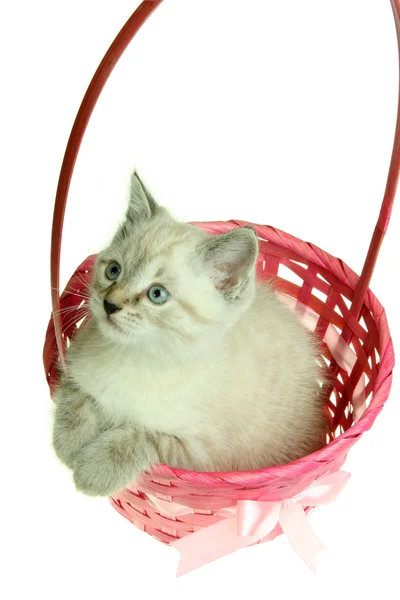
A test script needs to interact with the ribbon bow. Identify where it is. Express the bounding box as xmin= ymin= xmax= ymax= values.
xmin=148 ymin=470 xmax=350 ymax=576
